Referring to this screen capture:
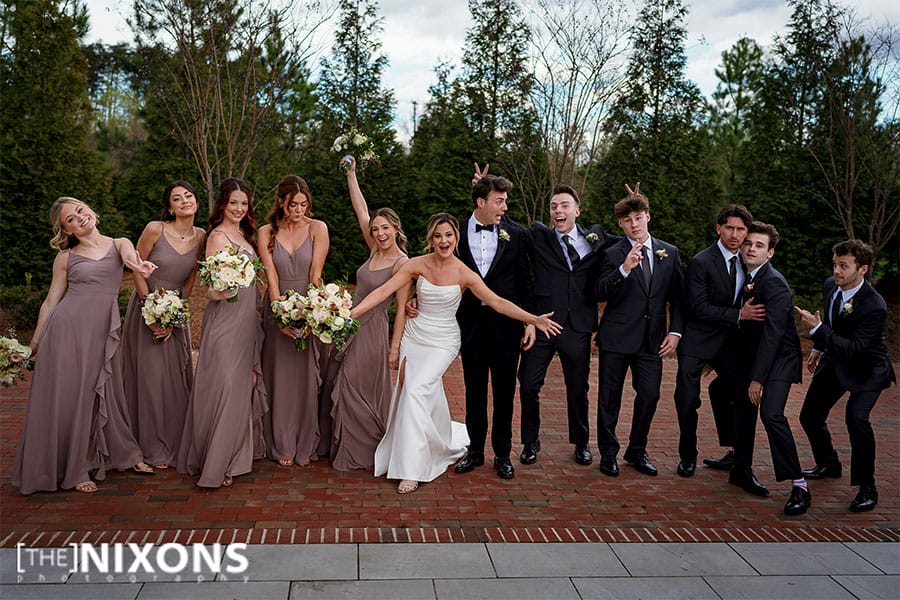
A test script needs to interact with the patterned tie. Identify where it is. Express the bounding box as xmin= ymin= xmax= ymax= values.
xmin=563 ymin=235 xmax=581 ymax=268
xmin=475 ymin=223 xmax=493 ymax=232
xmin=640 ymin=246 xmax=652 ymax=289
xmin=729 ymin=256 xmax=739 ymax=306
xmin=830 ymin=291 xmax=843 ymax=326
